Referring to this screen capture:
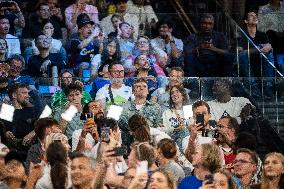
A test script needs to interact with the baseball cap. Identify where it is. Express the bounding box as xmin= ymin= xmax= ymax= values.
xmin=77 ymin=13 xmax=94 ymax=30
